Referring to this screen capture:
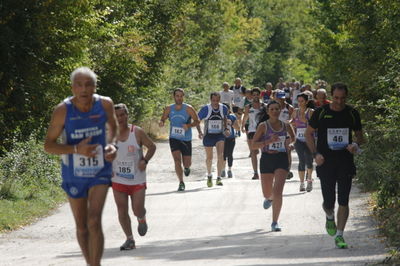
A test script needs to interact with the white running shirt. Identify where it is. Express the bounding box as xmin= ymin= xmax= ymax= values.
xmin=112 ymin=125 xmax=146 ymax=185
